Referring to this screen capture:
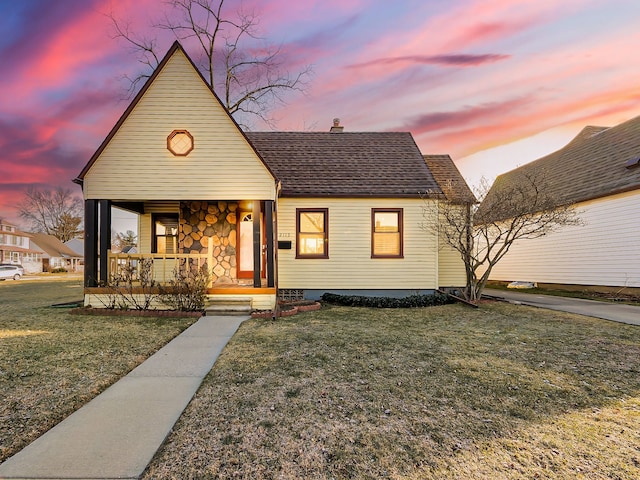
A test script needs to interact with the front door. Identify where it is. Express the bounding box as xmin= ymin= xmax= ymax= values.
xmin=237 ymin=211 xmax=265 ymax=279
